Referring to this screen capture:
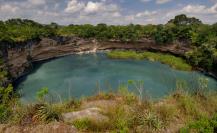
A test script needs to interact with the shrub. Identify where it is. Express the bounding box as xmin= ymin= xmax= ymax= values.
xmin=131 ymin=105 xmax=163 ymax=132
xmin=105 ymin=105 xmax=131 ymax=131
xmin=33 ymin=104 xmax=61 ymax=123
xmin=0 ymin=84 xmax=13 ymax=104
xmin=36 ymin=87 xmax=49 ymax=102
xmin=118 ymin=85 xmax=137 ymax=105
xmin=0 ymin=104 xmax=11 ymax=123
xmin=180 ymin=113 xmax=217 ymax=133
xmin=143 ymin=111 xmax=163 ymax=130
